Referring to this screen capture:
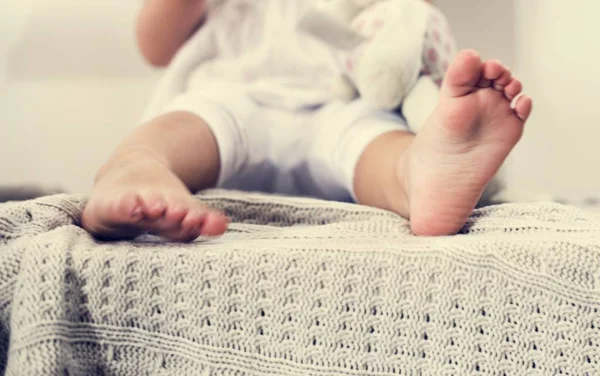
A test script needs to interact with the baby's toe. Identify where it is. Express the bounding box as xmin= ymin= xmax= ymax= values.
xmin=482 ymin=60 xmax=504 ymax=81
xmin=145 ymin=200 xmax=192 ymax=237
xmin=82 ymin=192 xmax=145 ymax=240
xmin=140 ymin=192 xmax=167 ymax=219
xmin=511 ymin=94 xmax=533 ymax=121
xmin=156 ymin=217 xmax=201 ymax=242
xmin=504 ymin=78 xmax=523 ymax=100
xmin=477 ymin=60 xmax=504 ymax=88
xmin=180 ymin=209 xmax=208 ymax=240
xmin=159 ymin=227 xmax=199 ymax=243
xmin=441 ymin=49 xmax=483 ymax=97
xmin=493 ymin=66 xmax=512 ymax=90
xmin=111 ymin=192 xmax=143 ymax=223
xmin=201 ymin=212 xmax=229 ymax=236
xmin=164 ymin=203 xmax=188 ymax=223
